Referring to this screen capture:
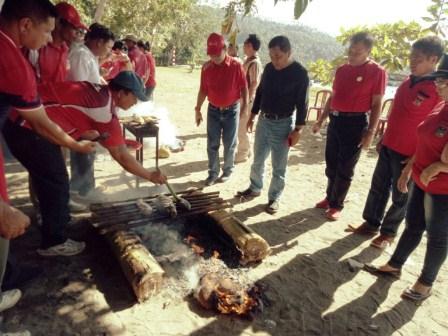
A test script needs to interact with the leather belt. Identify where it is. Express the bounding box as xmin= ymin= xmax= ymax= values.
xmin=209 ymin=102 xmax=238 ymax=111
xmin=330 ymin=111 xmax=368 ymax=117
xmin=261 ymin=113 xmax=292 ymax=120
